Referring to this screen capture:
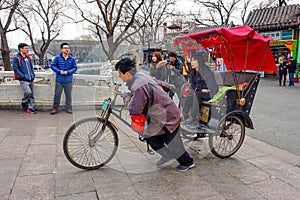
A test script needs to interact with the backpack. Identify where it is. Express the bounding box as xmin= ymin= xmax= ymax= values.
xmin=14 ymin=55 xmax=31 ymax=80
